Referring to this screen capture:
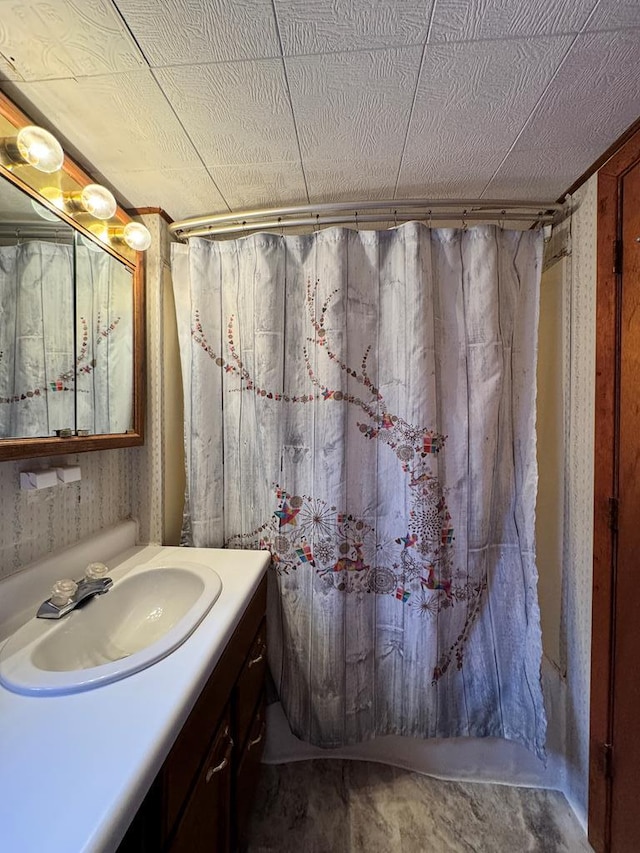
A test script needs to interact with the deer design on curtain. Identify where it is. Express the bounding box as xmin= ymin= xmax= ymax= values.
xmin=192 ymin=278 xmax=483 ymax=683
